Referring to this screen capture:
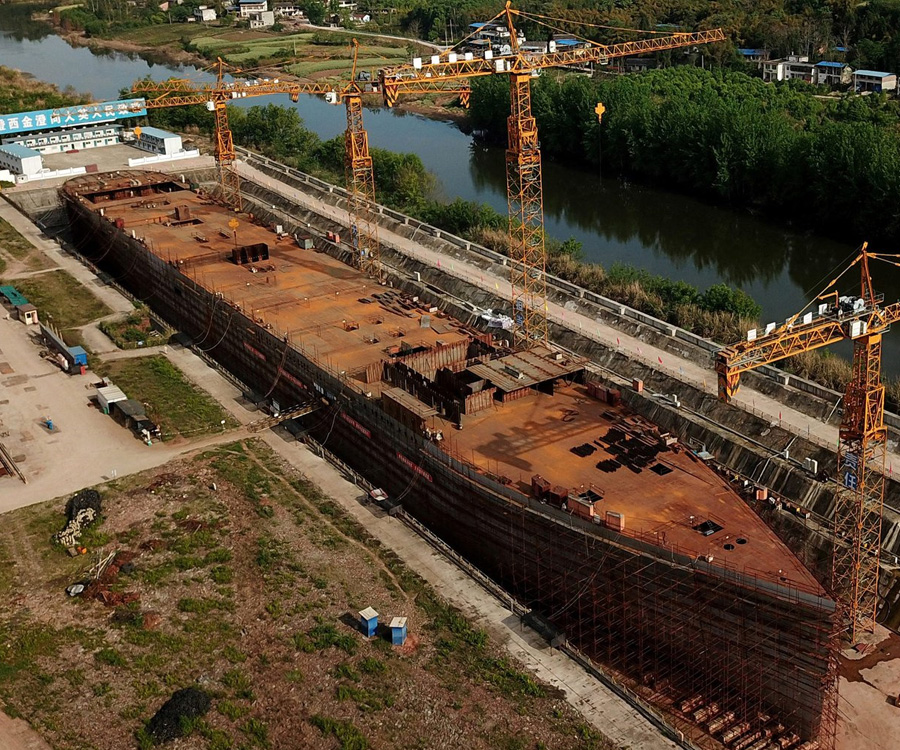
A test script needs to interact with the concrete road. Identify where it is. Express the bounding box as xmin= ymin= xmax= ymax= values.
xmin=0 ymin=197 xmax=243 ymax=512
xmin=0 ymin=201 xmax=134 ymax=317
xmin=0 ymin=713 xmax=51 ymax=750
